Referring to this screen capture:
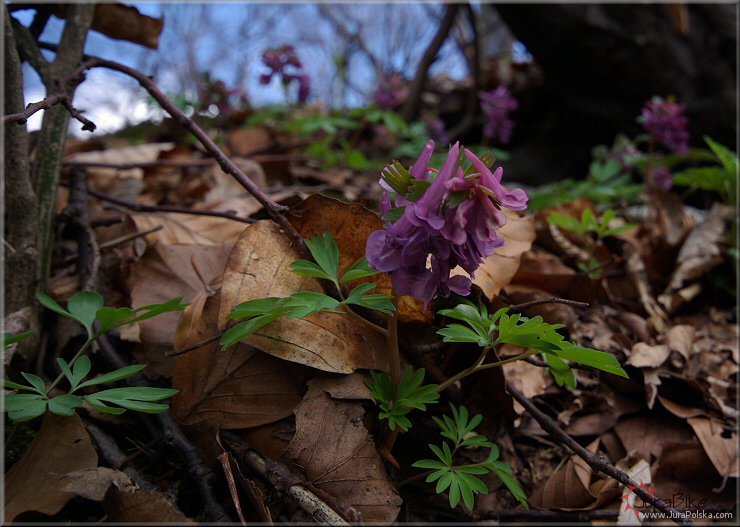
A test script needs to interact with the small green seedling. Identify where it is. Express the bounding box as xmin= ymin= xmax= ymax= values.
xmin=364 ymin=366 xmax=439 ymax=431
xmin=2 ymin=291 xmax=187 ymax=421
xmin=220 ymin=232 xmax=395 ymax=349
